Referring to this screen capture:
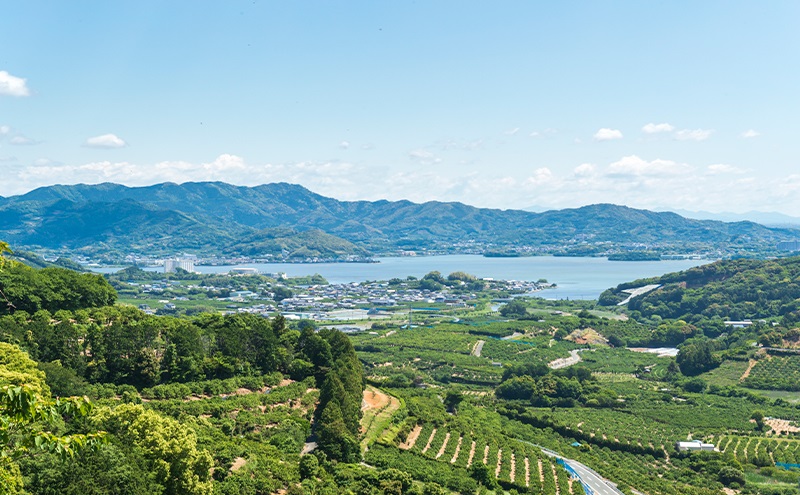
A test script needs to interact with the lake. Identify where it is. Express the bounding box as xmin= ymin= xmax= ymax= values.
xmin=99 ymin=255 xmax=710 ymax=300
